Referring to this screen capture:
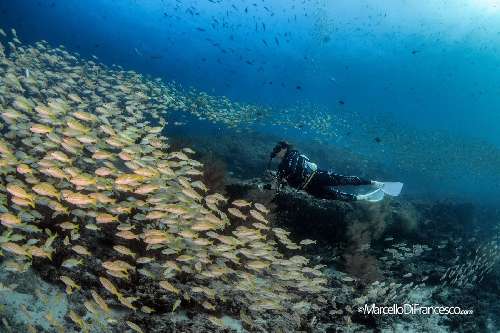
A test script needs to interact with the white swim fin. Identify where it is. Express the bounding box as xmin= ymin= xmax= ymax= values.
xmin=357 ymin=181 xmax=403 ymax=202
xmin=381 ymin=182 xmax=404 ymax=196
xmin=363 ymin=189 xmax=385 ymax=202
